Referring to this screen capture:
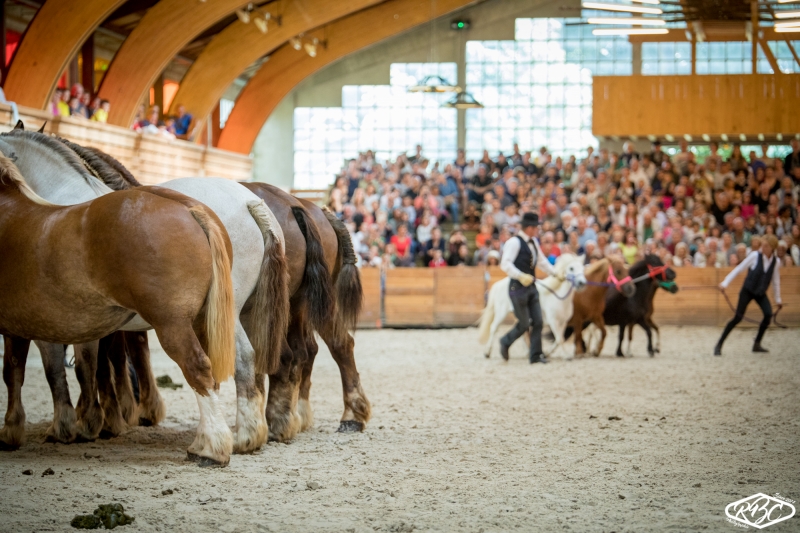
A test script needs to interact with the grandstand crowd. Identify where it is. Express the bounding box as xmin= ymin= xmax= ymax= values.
xmin=327 ymin=140 xmax=800 ymax=270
